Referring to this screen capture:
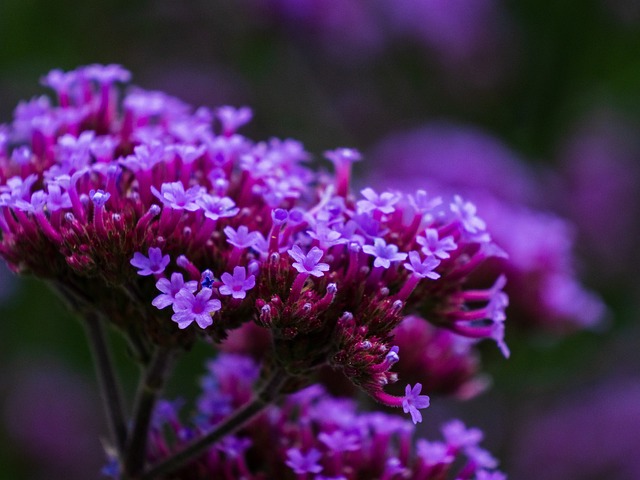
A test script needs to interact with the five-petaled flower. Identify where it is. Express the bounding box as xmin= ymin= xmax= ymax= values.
xmin=152 ymin=272 xmax=198 ymax=309
xmin=171 ymin=287 xmax=221 ymax=329
xmin=285 ymin=447 xmax=324 ymax=475
xmin=362 ymin=238 xmax=407 ymax=269
xmin=130 ymin=247 xmax=170 ymax=276
xmin=288 ymin=245 xmax=330 ymax=277
xmin=402 ymin=383 xmax=430 ymax=424
xmin=219 ymin=266 xmax=256 ymax=299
